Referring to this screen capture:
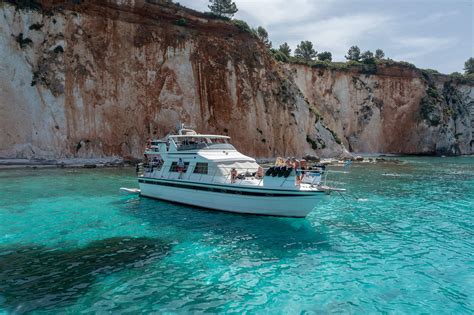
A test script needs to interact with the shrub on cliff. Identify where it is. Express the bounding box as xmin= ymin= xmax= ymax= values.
xmin=317 ymin=51 xmax=332 ymax=61
xmin=173 ymin=18 xmax=188 ymax=27
xmin=14 ymin=33 xmax=33 ymax=48
xmin=232 ymin=19 xmax=253 ymax=33
xmin=423 ymin=69 xmax=440 ymax=75
xmin=294 ymin=41 xmax=317 ymax=62
xmin=360 ymin=50 xmax=375 ymax=64
xmin=208 ymin=0 xmax=238 ymax=18
xmin=5 ymin=0 xmax=42 ymax=11
xmin=420 ymin=97 xmax=442 ymax=126
xmin=271 ymin=49 xmax=289 ymax=62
